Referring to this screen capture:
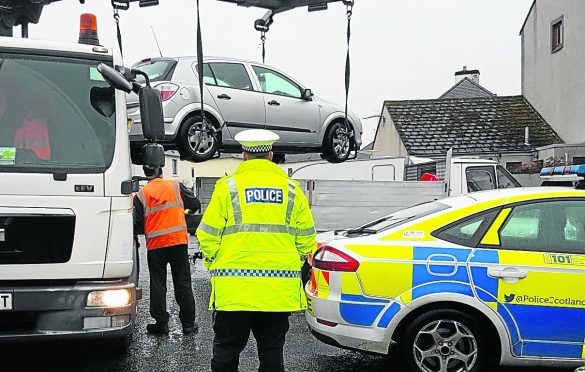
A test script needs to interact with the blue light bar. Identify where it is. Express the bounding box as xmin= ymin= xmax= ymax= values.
xmin=540 ymin=165 xmax=585 ymax=177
